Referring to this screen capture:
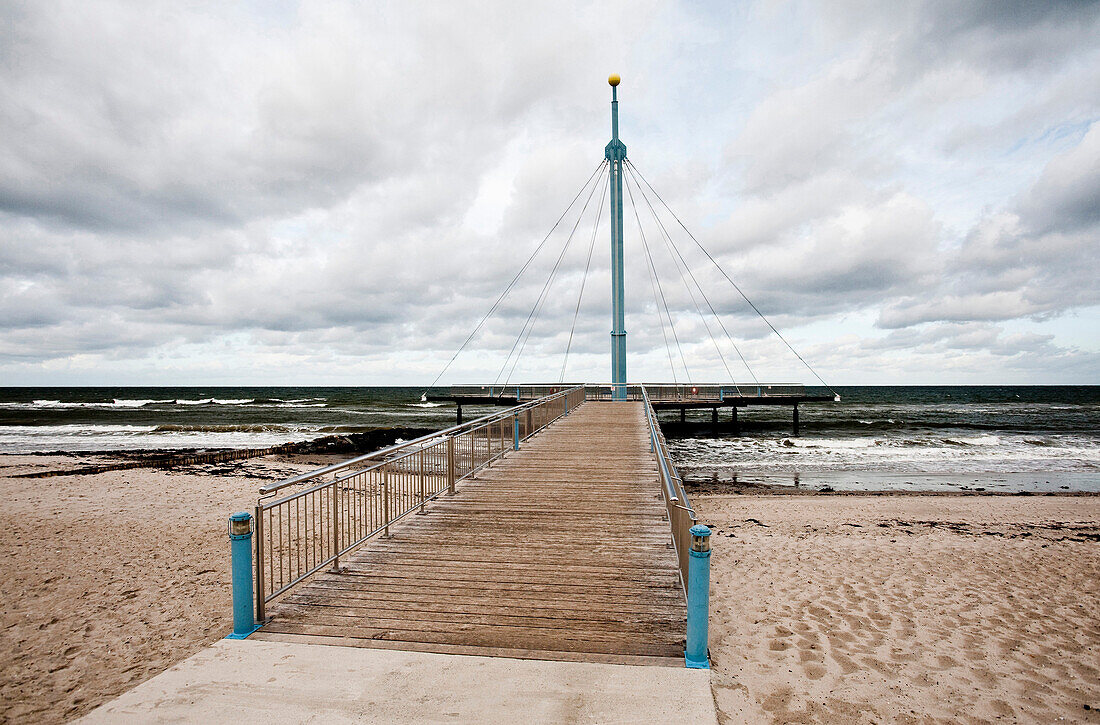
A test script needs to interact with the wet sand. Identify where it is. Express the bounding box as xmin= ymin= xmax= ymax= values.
xmin=695 ymin=494 xmax=1100 ymax=723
